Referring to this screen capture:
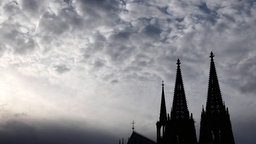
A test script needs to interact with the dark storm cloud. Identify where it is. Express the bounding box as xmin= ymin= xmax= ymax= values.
xmin=0 ymin=119 xmax=117 ymax=144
